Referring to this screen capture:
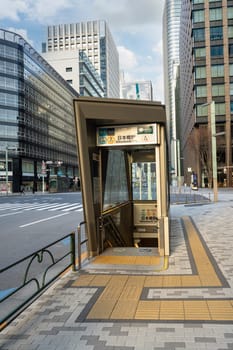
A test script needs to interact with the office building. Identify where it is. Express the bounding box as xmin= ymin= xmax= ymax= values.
xmin=180 ymin=0 xmax=233 ymax=187
xmin=163 ymin=0 xmax=182 ymax=182
xmin=42 ymin=21 xmax=120 ymax=98
xmin=0 ymin=28 xmax=79 ymax=193
xmin=42 ymin=48 xmax=104 ymax=97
